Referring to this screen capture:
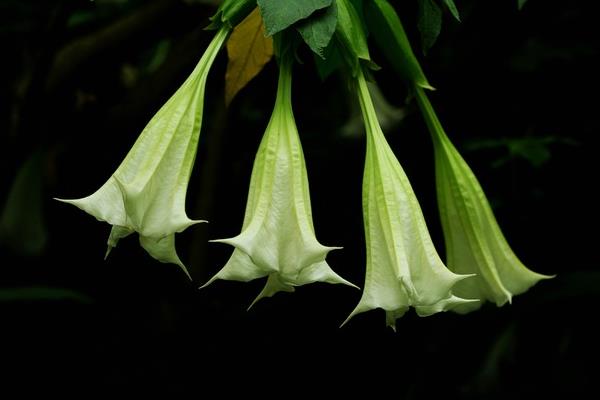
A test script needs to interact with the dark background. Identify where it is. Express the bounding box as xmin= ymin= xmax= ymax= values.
xmin=1 ymin=0 xmax=598 ymax=397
